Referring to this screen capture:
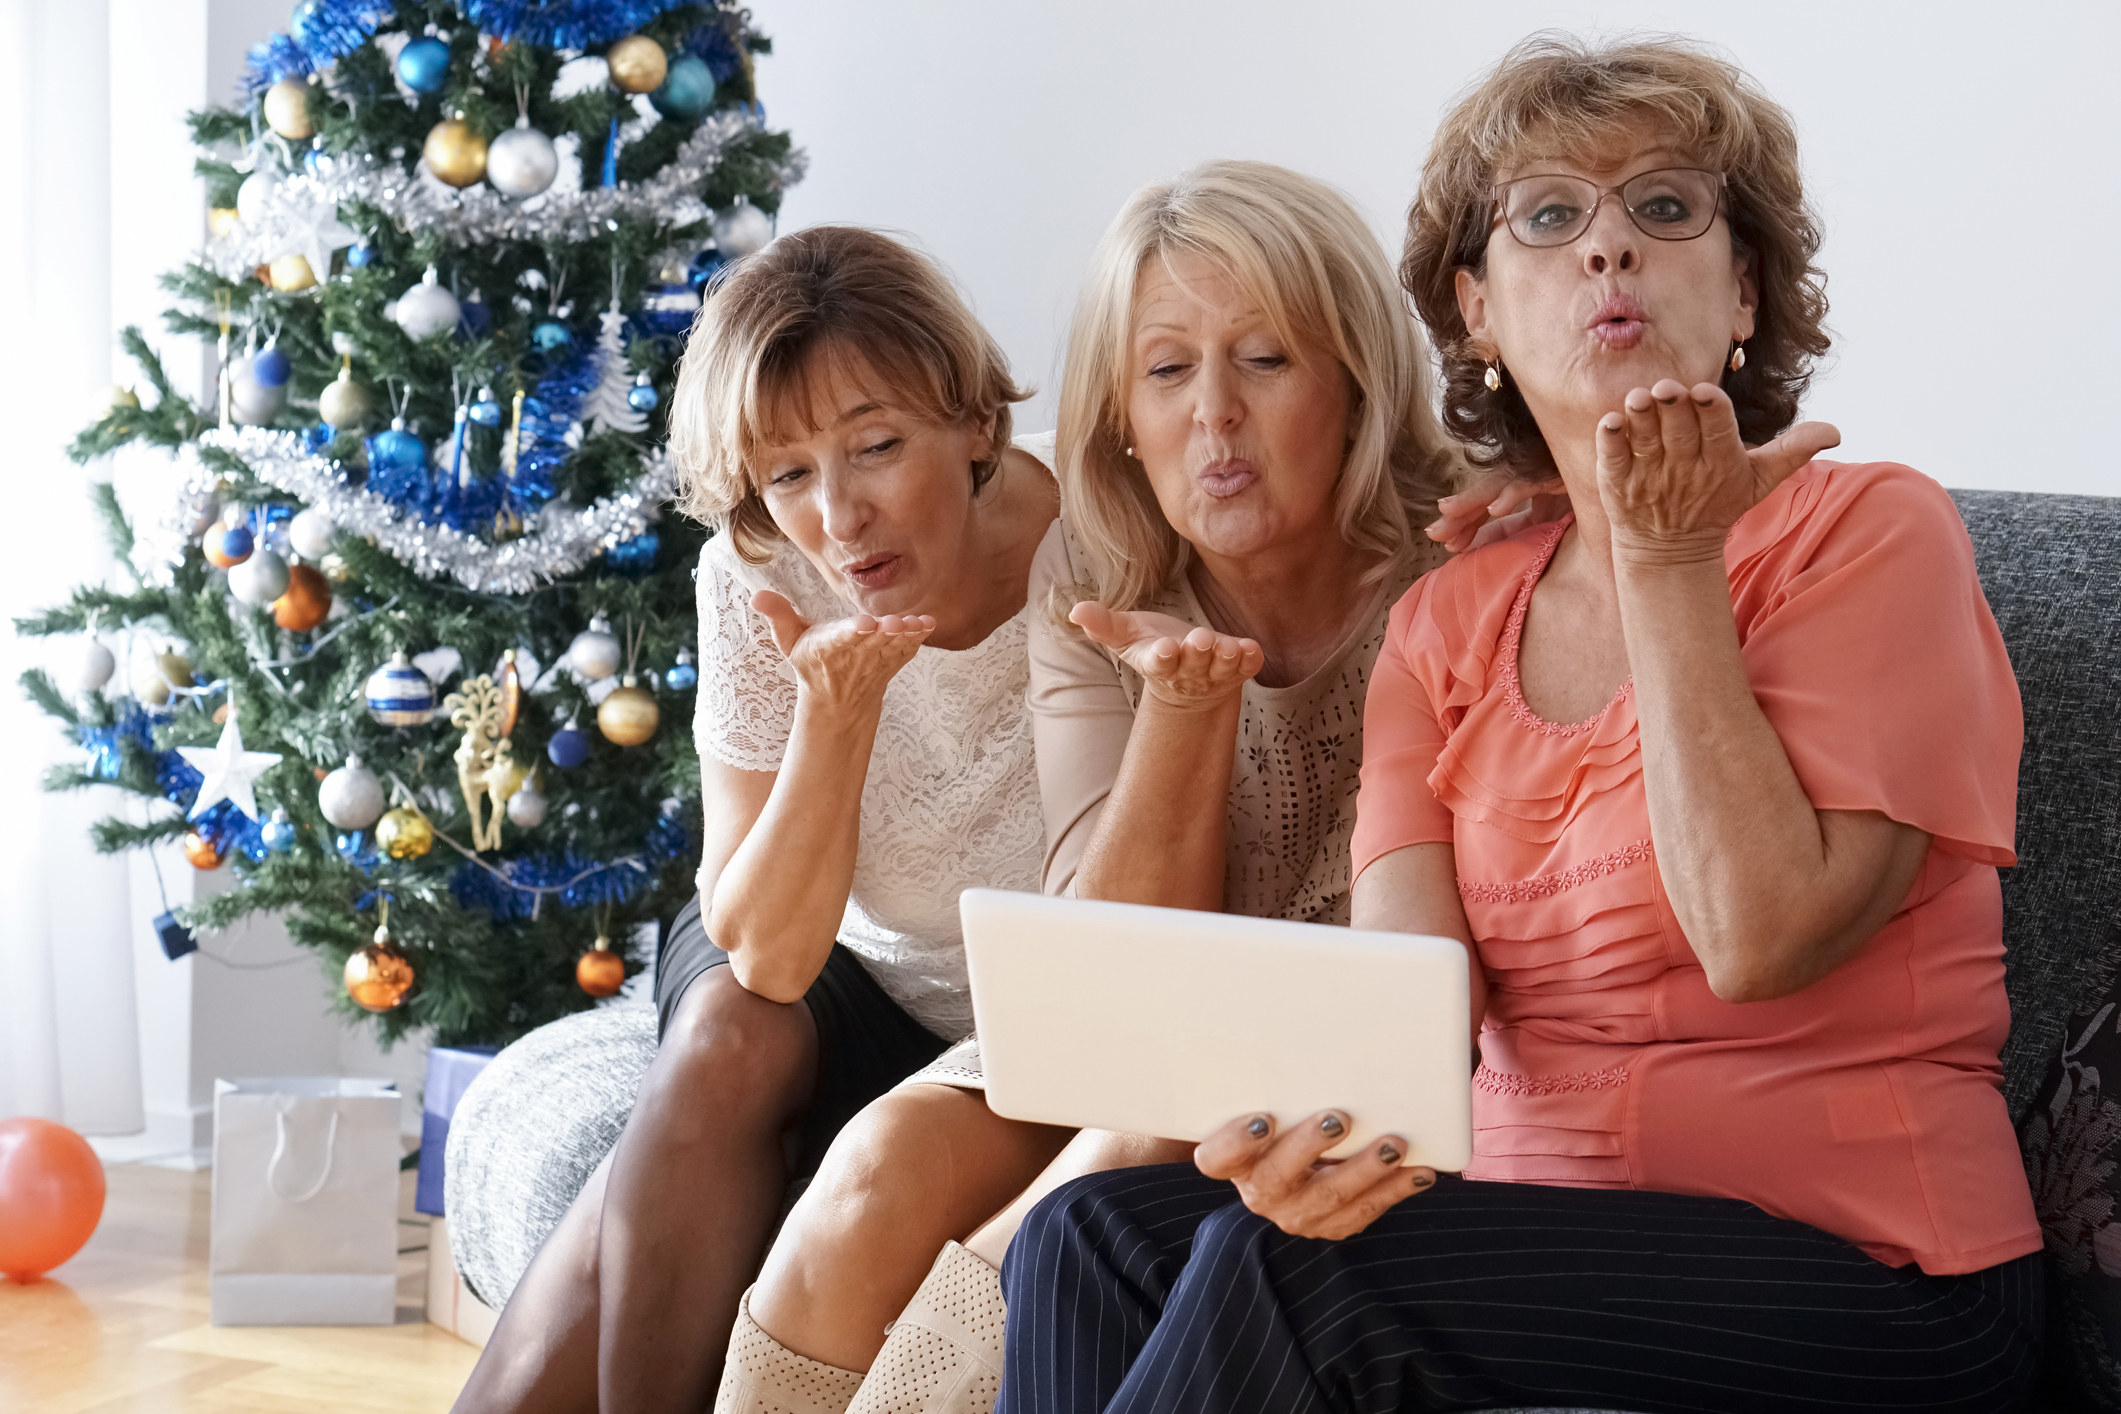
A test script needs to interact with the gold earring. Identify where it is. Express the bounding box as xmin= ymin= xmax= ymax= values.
xmin=1483 ymin=362 xmax=1502 ymax=393
xmin=1728 ymin=343 xmax=1746 ymax=373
